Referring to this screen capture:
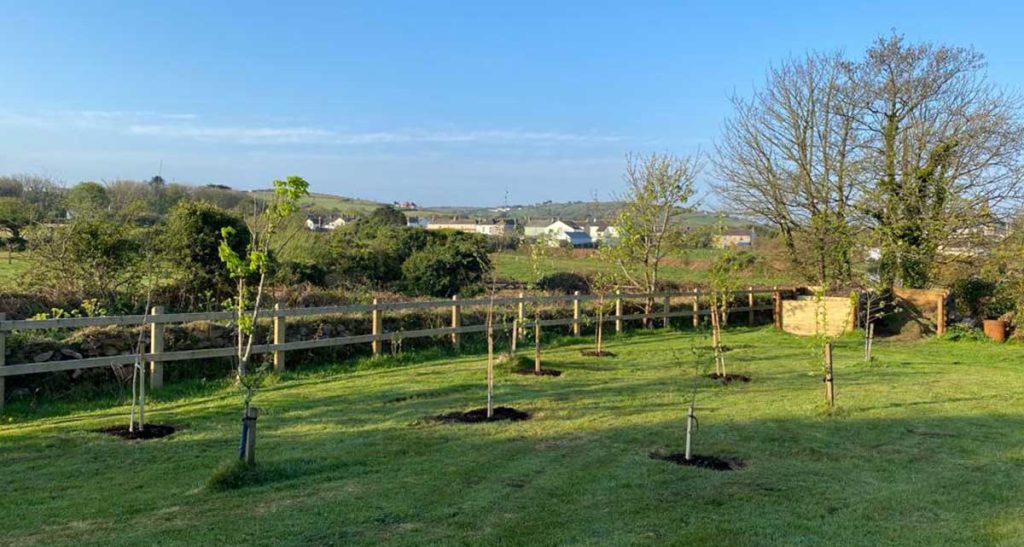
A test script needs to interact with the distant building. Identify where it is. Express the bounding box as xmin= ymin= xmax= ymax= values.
xmin=406 ymin=216 xmax=429 ymax=228
xmin=306 ymin=215 xmax=354 ymax=231
xmin=425 ymin=217 xmax=516 ymax=237
xmin=585 ymin=221 xmax=619 ymax=245
xmin=713 ymin=227 xmax=755 ymax=248
xmin=524 ymin=219 xmax=594 ymax=247
xmin=393 ymin=201 xmax=418 ymax=210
